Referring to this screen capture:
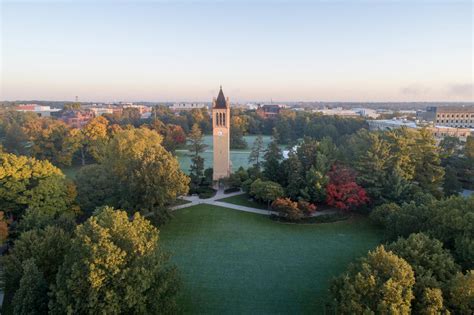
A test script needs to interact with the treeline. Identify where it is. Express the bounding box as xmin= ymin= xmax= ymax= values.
xmin=0 ymin=108 xmax=188 ymax=167
xmin=223 ymin=126 xmax=473 ymax=221
xmin=330 ymin=196 xmax=474 ymax=314
xmin=0 ymin=124 xmax=190 ymax=313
